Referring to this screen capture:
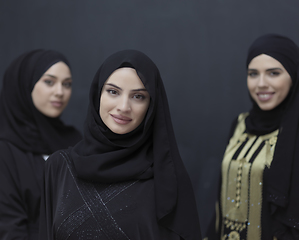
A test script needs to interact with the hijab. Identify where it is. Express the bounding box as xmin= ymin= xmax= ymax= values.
xmin=245 ymin=34 xmax=299 ymax=238
xmin=70 ymin=50 xmax=201 ymax=239
xmin=0 ymin=49 xmax=81 ymax=155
